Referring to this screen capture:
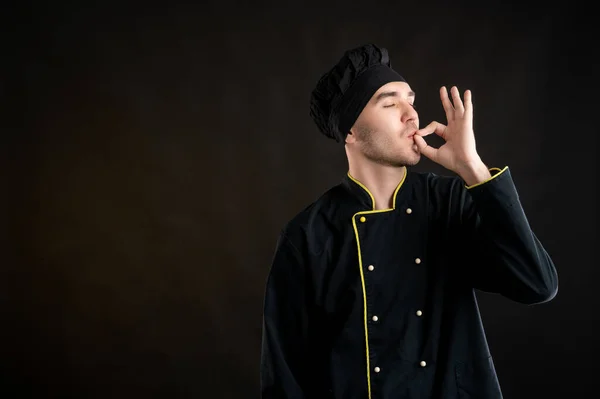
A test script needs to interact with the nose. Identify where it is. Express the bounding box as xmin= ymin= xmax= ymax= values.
xmin=401 ymin=102 xmax=418 ymax=124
